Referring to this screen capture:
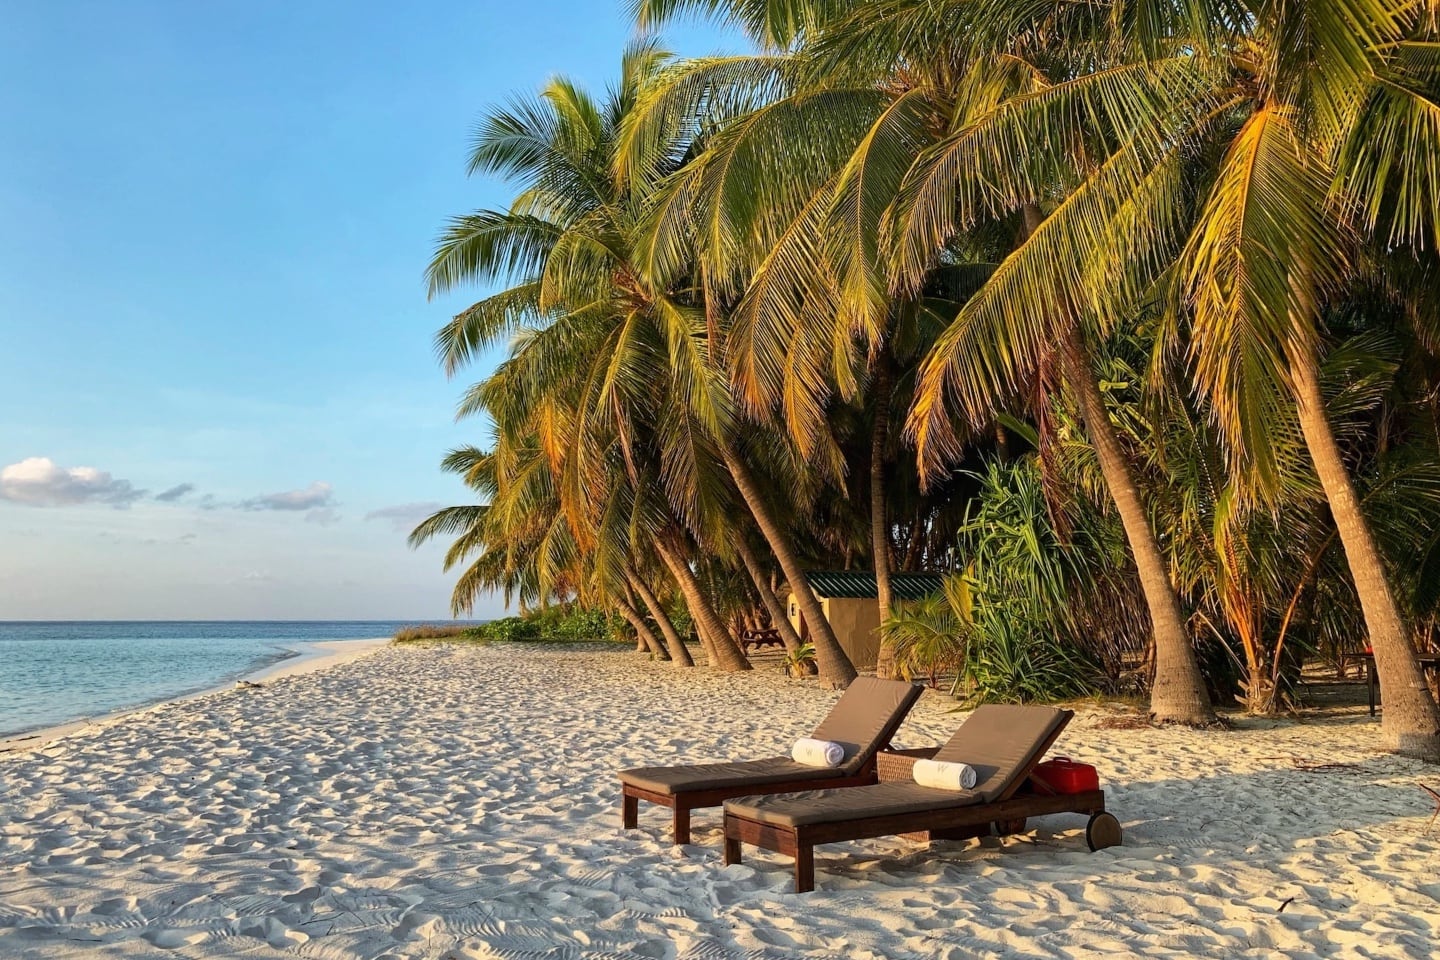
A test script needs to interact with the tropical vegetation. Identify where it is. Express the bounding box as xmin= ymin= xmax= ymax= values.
xmin=411 ymin=0 xmax=1440 ymax=761
xmin=392 ymin=605 xmax=622 ymax=645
